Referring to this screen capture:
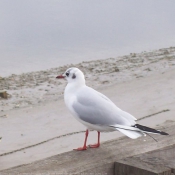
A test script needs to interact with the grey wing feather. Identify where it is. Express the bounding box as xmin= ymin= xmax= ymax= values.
xmin=72 ymin=86 xmax=135 ymax=126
